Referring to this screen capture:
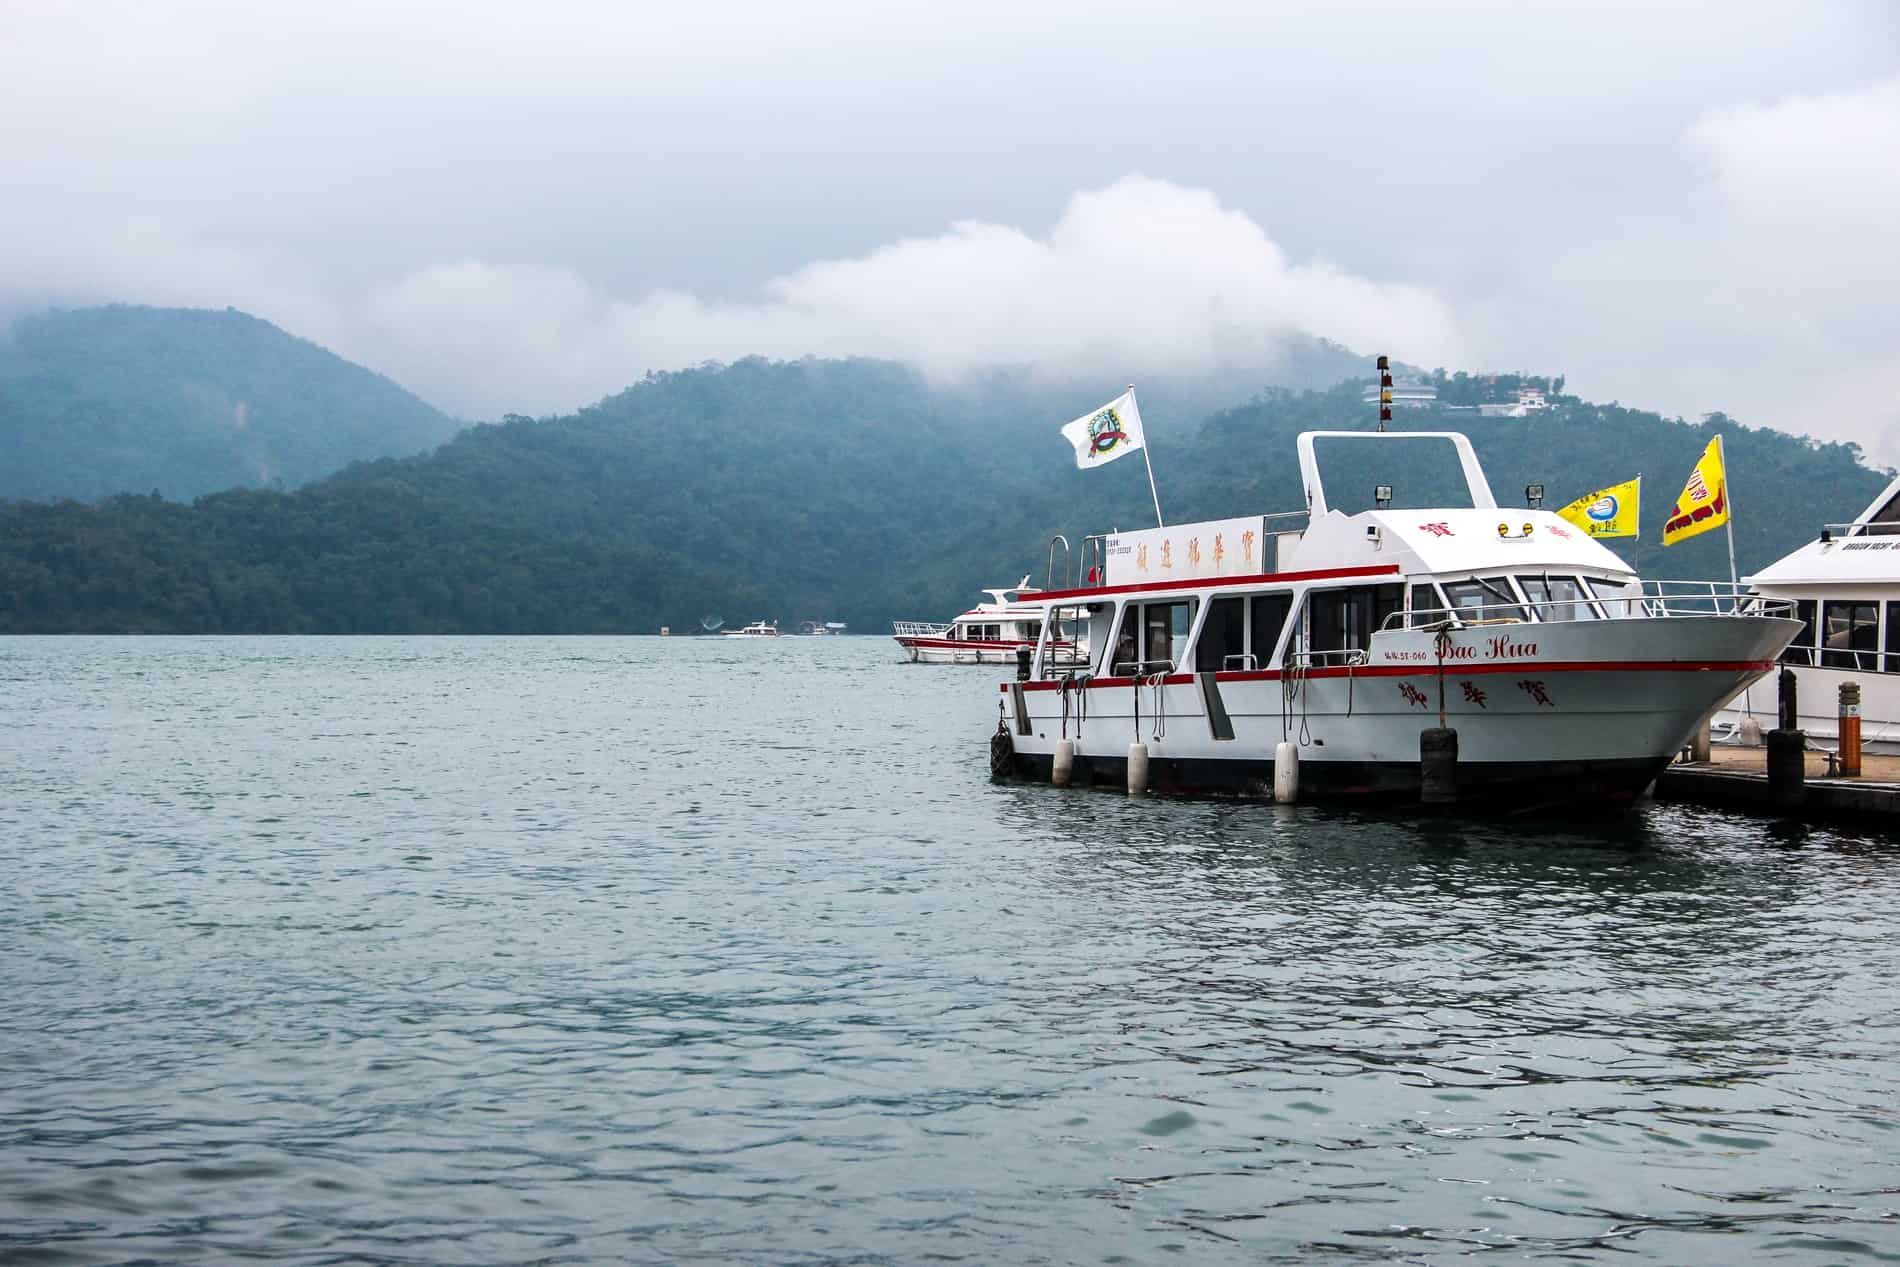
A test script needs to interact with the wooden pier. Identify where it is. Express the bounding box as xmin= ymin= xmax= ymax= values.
xmin=1656 ymin=745 xmax=1900 ymax=821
